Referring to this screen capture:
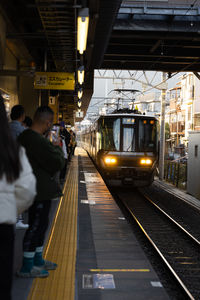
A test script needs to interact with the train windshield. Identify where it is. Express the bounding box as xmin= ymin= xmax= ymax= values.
xmin=99 ymin=118 xmax=120 ymax=151
xmin=123 ymin=127 xmax=135 ymax=151
xmin=99 ymin=117 xmax=157 ymax=152
xmin=113 ymin=118 xmax=120 ymax=151
xmin=138 ymin=119 xmax=157 ymax=151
